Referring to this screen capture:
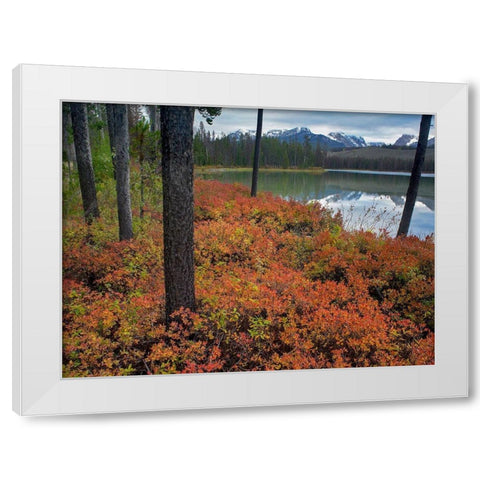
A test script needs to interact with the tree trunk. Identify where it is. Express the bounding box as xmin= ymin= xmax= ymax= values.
xmin=251 ymin=109 xmax=263 ymax=197
xmin=62 ymin=103 xmax=76 ymax=172
xmin=70 ymin=102 xmax=100 ymax=223
xmin=148 ymin=105 xmax=157 ymax=132
xmin=160 ymin=106 xmax=196 ymax=320
xmin=397 ymin=114 xmax=432 ymax=237
xmin=139 ymin=131 xmax=146 ymax=219
xmin=111 ymin=104 xmax=133 ymax=241
xmin=155 ymin=108 xmax=161 ymax=133
xmin=106 ymin=104 xmax=117 ymax=179
xmin=147 ymin=105 xmax=161 ymax=170
xmin=62 ymin=104 xmax=72 ymax=182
